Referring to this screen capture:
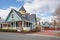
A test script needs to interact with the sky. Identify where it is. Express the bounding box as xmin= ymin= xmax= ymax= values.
xmin=0 ymin=0 xmax=60 ymax=22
